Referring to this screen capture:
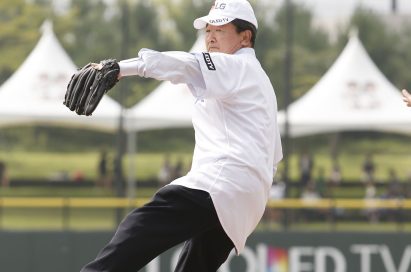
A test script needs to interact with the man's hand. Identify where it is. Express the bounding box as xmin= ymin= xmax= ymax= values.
xmin=64 ymin=59 xmax=120 ymax=116
xmin=402 ymin=89 xmax=411 ymax=107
